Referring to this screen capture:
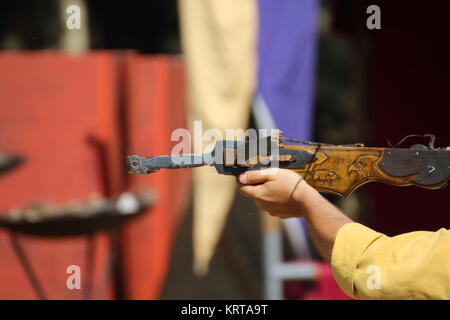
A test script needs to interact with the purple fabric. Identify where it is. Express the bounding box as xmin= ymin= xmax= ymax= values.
xmin=257 ymin=0 xmax=319 ymax=249
xmin=257 ymin=0 xmax=318 ymax=140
